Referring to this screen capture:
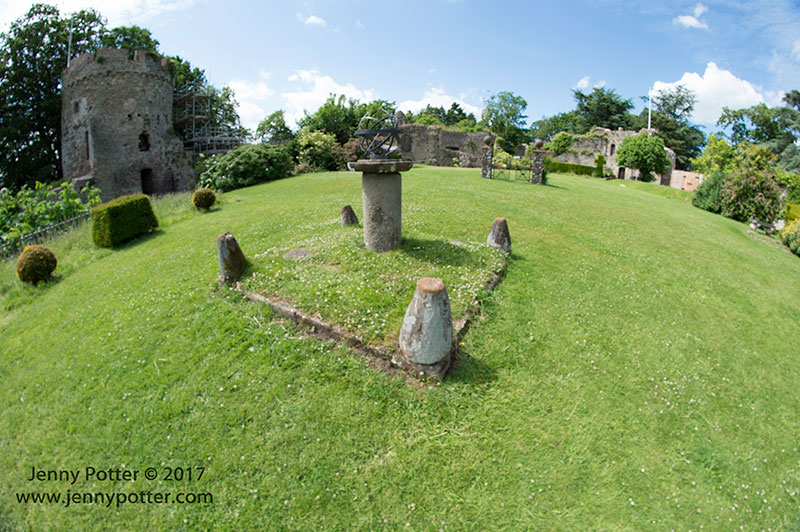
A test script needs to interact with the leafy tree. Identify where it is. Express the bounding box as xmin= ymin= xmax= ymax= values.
xmin=573 ymin=87 xmax=634 ymax=132
xmin=297 ymin=94 xmax=397 ymax=144
xmin=784 ymin=90 xmax=800 ymax=111
xmin=414 ymin=113 xmax=443 ymax=126
xmin=530 ymin=111 xmax=582 ymax=142
xmin=0 ymin=4 xmax=106 ymax=189
xmin=652 ymin=84 xmax=696 ymax=122
xmin=632 ymin=109 xmax=705 ymax=170
xmin=443 ymin=103 xmax=475 ymax=126
xmin=297 ymin=94 xmax=360 ymax=144
xmin=482 ymin=91 xmax=529 ymax=153
xmin=170 ymin=55 xmax=207 ymax=92
xmin=208 ymin=86 xmax=246 ymax=135
xmin=100 ymin=25 xmax=159 ymax=54
xmin=615 ymin=133 xmax=669 ymax=182
xmin=691 ymin=133 xmax=737 ymax=175
xmin=633 ymin=85 xmax=706 ymax=170
xmin=256 ymin=110 xmax=294 ymax=143
xmin=717 ymin=102 xmax=800 ymax=173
